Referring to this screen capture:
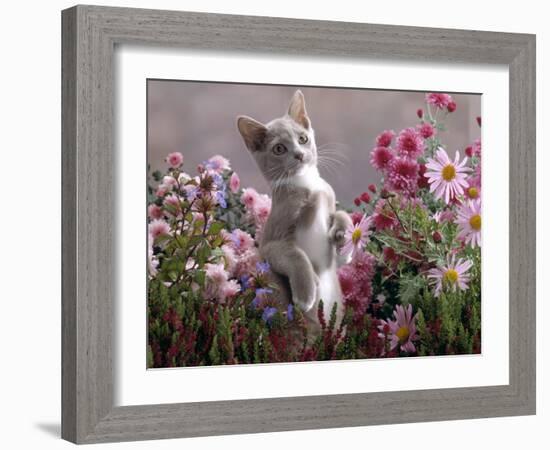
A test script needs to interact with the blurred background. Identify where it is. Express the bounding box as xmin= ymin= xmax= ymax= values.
xmin=148 ymin=81 xmax=481 ymax=207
